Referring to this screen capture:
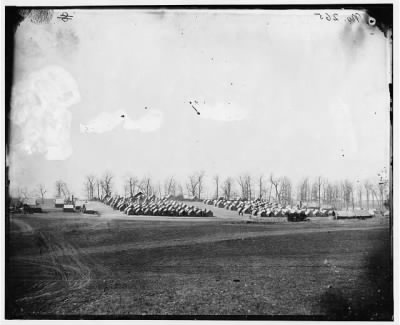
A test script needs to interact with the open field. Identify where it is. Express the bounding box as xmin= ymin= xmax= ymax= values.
xmin=6 ymin=202 xmax=392 ymax=319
